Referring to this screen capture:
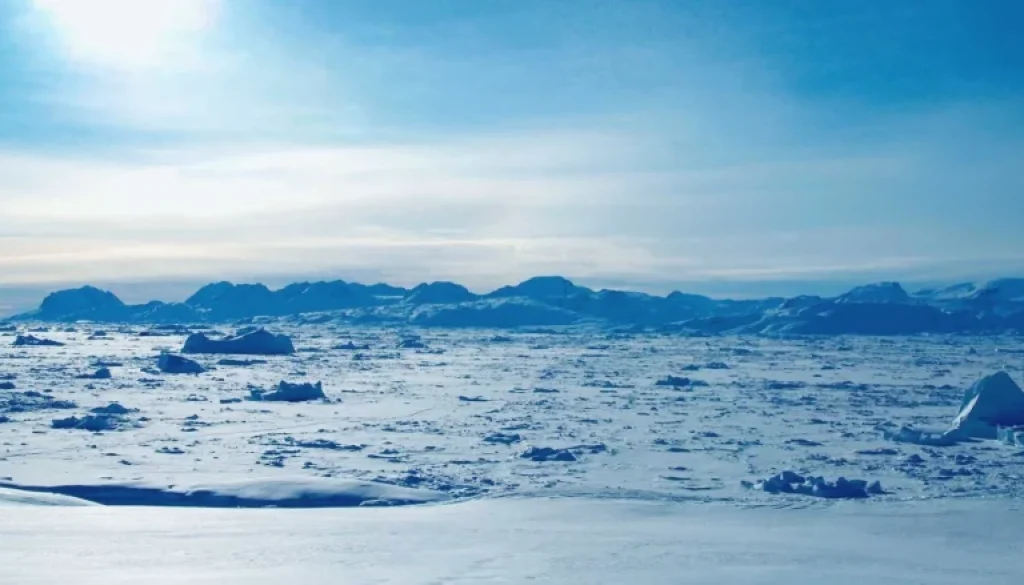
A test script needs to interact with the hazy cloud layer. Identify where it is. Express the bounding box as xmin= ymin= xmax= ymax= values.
xmin=1 ymin=1 xmax=1022 ymax=290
